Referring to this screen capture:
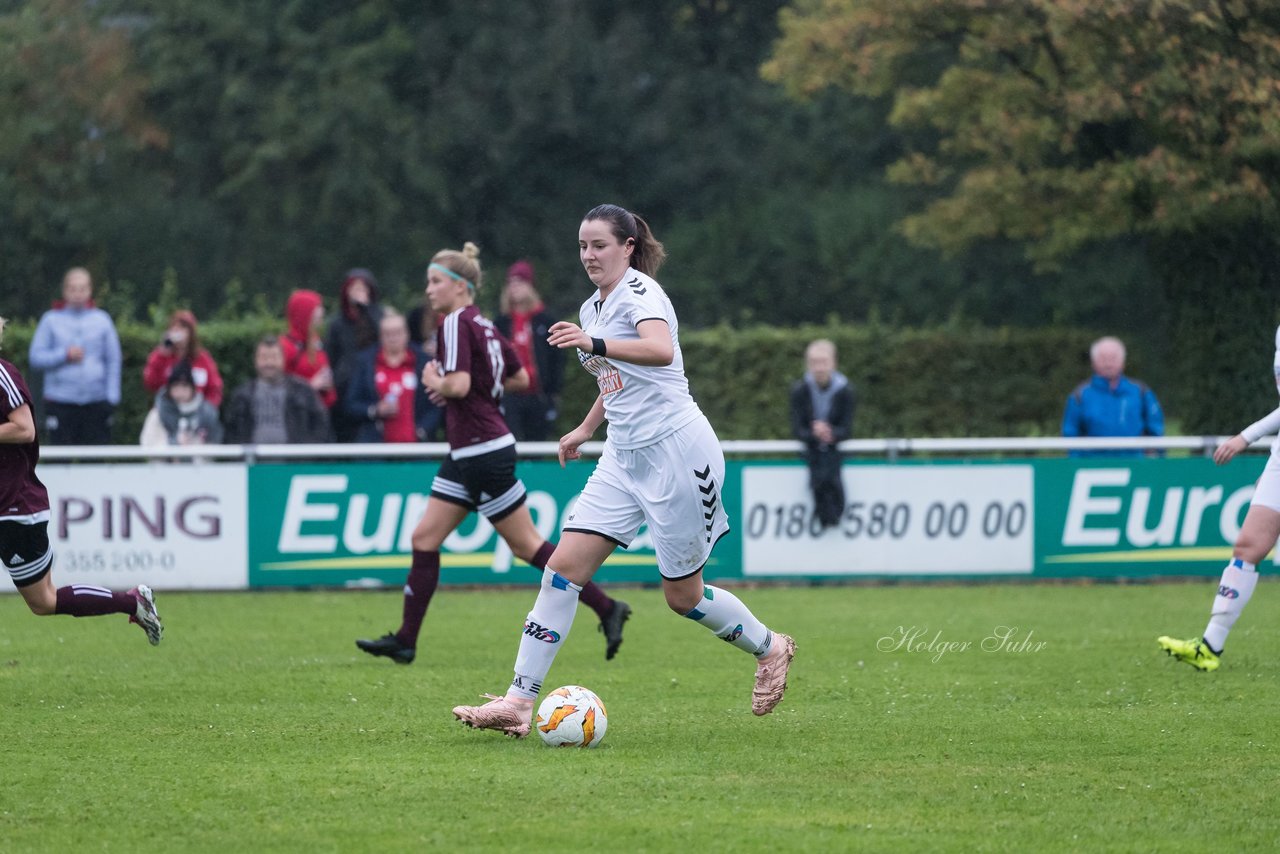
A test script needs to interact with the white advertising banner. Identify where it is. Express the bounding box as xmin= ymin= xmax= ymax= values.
xmin=741 ymin=465 xmax=1035 ymax=575
xmin=23 ymin=463 xmax=250 ymax=591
